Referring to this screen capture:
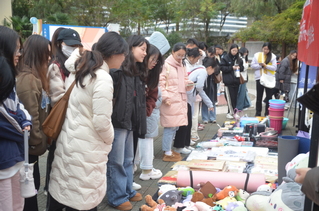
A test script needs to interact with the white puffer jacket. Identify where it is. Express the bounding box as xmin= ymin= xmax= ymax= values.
xmin=49 ymin=60 xmax=114 ymax=210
